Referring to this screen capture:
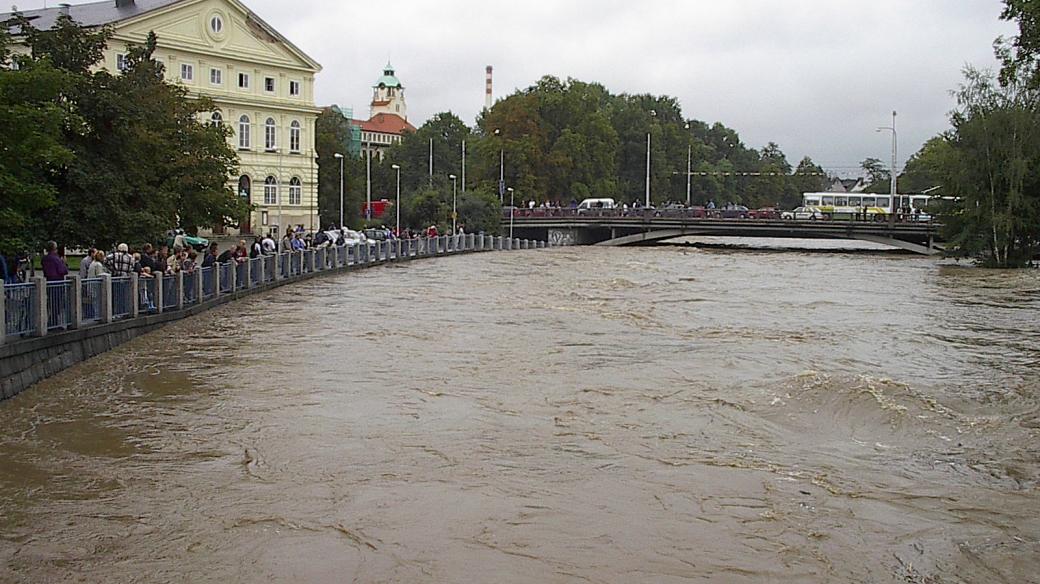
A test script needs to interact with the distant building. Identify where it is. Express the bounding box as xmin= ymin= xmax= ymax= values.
xmin=327 ymin=105 xmax=362 ymax=157
xmin=2 ymin=0 xmax=323 ymax=236
xmin=355 ymin=62 xmax=414 ymax=160
xmin=828 ymin=178 xmax=868 ymax=193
